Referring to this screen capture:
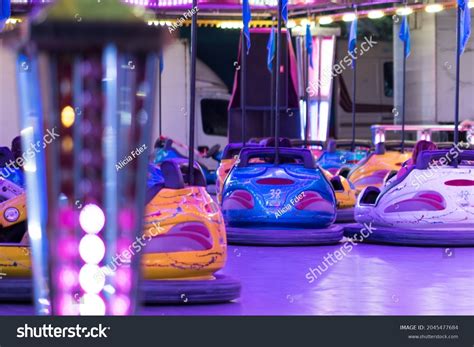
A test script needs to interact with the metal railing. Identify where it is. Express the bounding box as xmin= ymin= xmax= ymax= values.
xmin=371 ymin=124 xmax=474 ymax=145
